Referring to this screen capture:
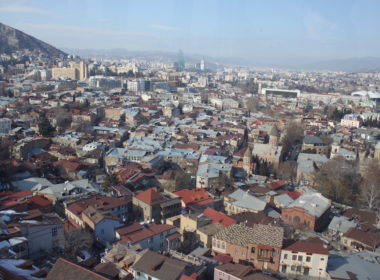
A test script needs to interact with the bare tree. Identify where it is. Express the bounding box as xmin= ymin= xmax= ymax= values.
xmin=277 ymin=161 xmax=297 ymax=182
xmin=313 ymin=157 xmax=361 ymax=205
xmin=64 ymin=229 xmax=94 ymax=261
xmin=361 ymin=183 xmax=380 ymax=210
xmin=360 ymin=159 xmax=380 ymax=210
